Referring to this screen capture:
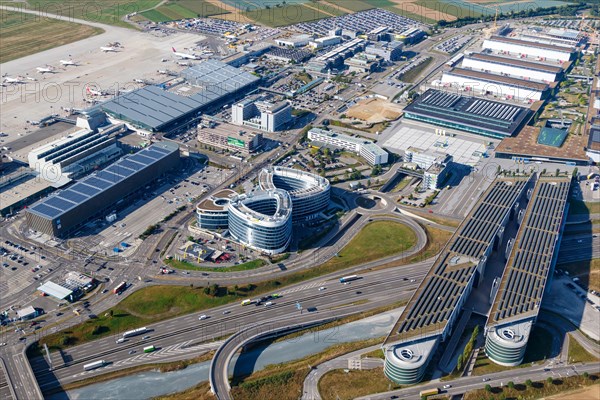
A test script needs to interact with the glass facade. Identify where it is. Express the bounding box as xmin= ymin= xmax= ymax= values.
xmin=405 ymin=112 xmax=507 ymax=139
